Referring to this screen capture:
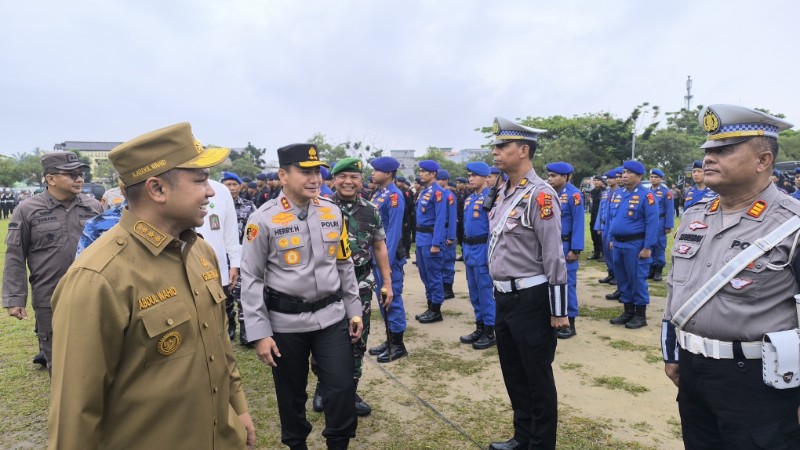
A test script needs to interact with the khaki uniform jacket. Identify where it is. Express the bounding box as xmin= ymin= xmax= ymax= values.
xmin=240 ymin=193 xmax=361 ymax=339
xmin=3 ymin=189 xmax=102 ymax=309
xmin=665 ymin=184 xmax=800 ymax=341
xmin=48 ymin=209 xmax=248 ymax=450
